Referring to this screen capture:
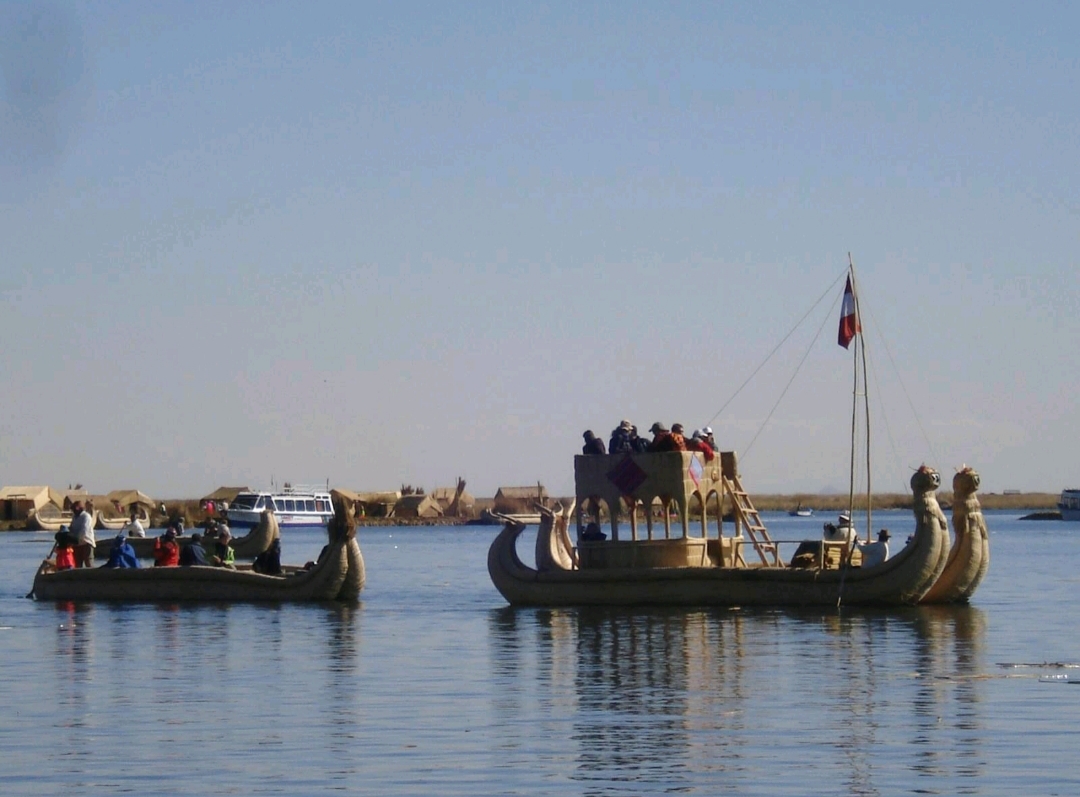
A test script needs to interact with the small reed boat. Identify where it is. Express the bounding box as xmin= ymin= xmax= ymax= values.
xmin=30 ymin=498 xmax=364 ymax=603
